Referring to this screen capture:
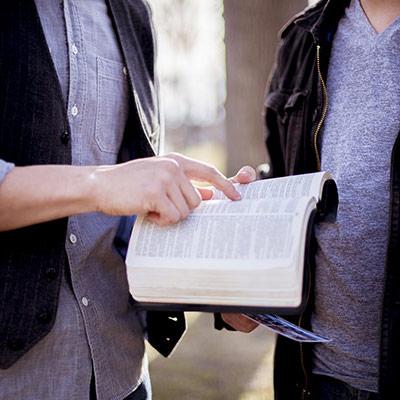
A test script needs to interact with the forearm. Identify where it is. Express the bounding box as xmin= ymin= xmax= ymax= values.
xmin=0 ymin=165 xmax=97 ymax=231
xmin=0 ymin=154 xmax=241 ymax=232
